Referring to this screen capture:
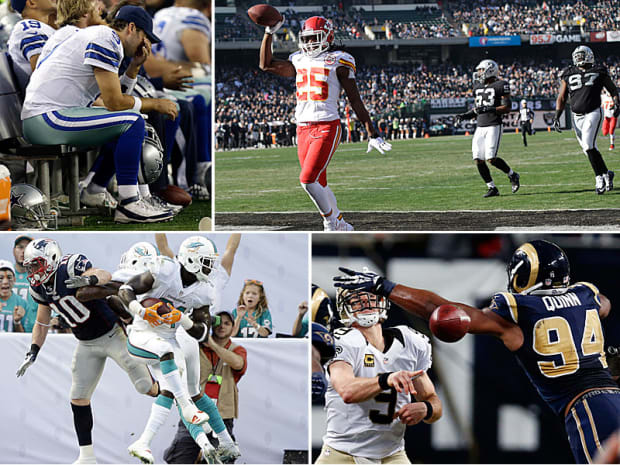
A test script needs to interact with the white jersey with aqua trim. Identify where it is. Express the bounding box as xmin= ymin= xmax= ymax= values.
xmin=152 ymin=6 xmax=210 ymax=62
xmin=288 ymin=49 xmax=356 ymax=123
xmin=7 ymin=19 xmax=56 ymax=88
xmin=22 ymin=25 xmax=124 ymax=119
xmin=131 ymin=257 xmax=229 ymax=339
xmin=323 ymin=325 xmax=432 ymax=459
